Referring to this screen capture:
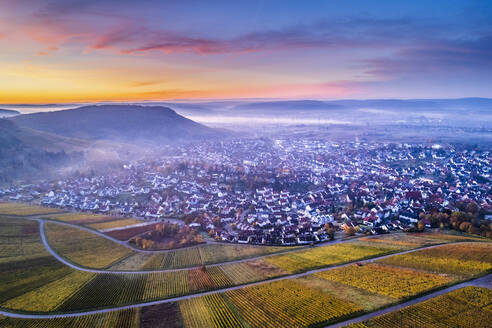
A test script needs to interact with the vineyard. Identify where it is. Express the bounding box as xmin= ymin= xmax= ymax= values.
xmin=316 ymin=263 xmax=453 ymax=299
xmin=352 ymin=287 xmax=492 ymax=327
xmin=2 ymin=270 xmax=96 ymax=311
xmin=0 ymin=253 xmax=72 ymax=305
xmin=225 ymin=279 xmax=362 ymax=327
xmin=44 ymin=222 xmax=134 ymax=269
xmin=4 ymin=287 xmax=491 ymax=328
xmin=0 ymin=309 xmax=139 ymax=328
xmin=86 ymin=218 xmax=144 ymax=231
xmin=0 ymin=203 xmax=63 ymax=216
xmin=218 ymin=260 xmax=282 ymax=284
xmin=142 ymin=271 xmax=190 ymax=300
xmin=1 ymin=214 xmax=491 ymax=327
xmin=377 ymin=242 xmax=492 ymax=277
xmin=264 ymin=242 xmax=397 ymax=273
xmin=107 ymin=223 xmax=160 ymax=241
xmin=140 ymin=303 xmax=183 ymax=328
xmin=356 ymin=232 xmax=477 ymax=249
xmin=134 ymin=243 xmax=292 ymax=271
xmin=0 ymin=218 xmax=47 ymax=260
xmin=109 ymin=252 xmax=154 ymax=270
xmin=0 ymin=218 xmax=76 ymax=308
xmin=45 ymin=213 xmax=114 ymax=224
xmin=57 ymin=274 xmax=147 ymax=311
